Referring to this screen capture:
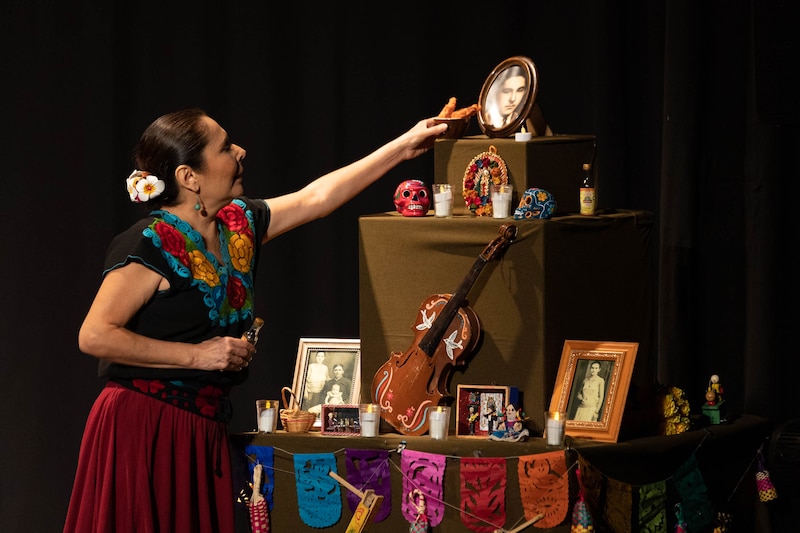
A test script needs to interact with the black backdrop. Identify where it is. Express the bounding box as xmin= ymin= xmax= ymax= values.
xmin=1 ymin=1 xmax=796 ymax=531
